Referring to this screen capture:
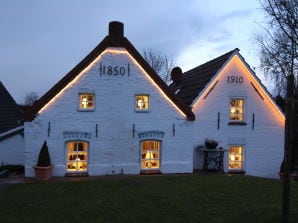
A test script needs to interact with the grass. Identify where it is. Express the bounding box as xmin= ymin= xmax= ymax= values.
xmin=0 ymin=174 xmax=298 ymax=223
